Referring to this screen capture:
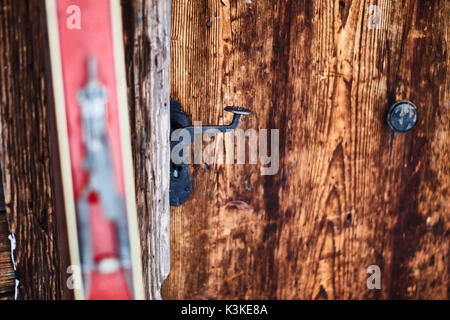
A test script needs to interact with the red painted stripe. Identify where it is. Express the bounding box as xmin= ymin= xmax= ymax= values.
xmin=56 ymin=0 xmax=125 ymax=199
xmin=54 ymin=0 xmax=132 ymax=299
